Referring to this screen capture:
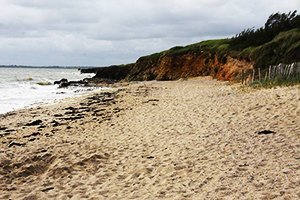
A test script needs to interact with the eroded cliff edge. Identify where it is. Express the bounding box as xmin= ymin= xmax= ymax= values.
xmin=125 ymin=51 xmax=253 ymax=81
xmin=87 ymin=47 xmax=254 ymax=82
